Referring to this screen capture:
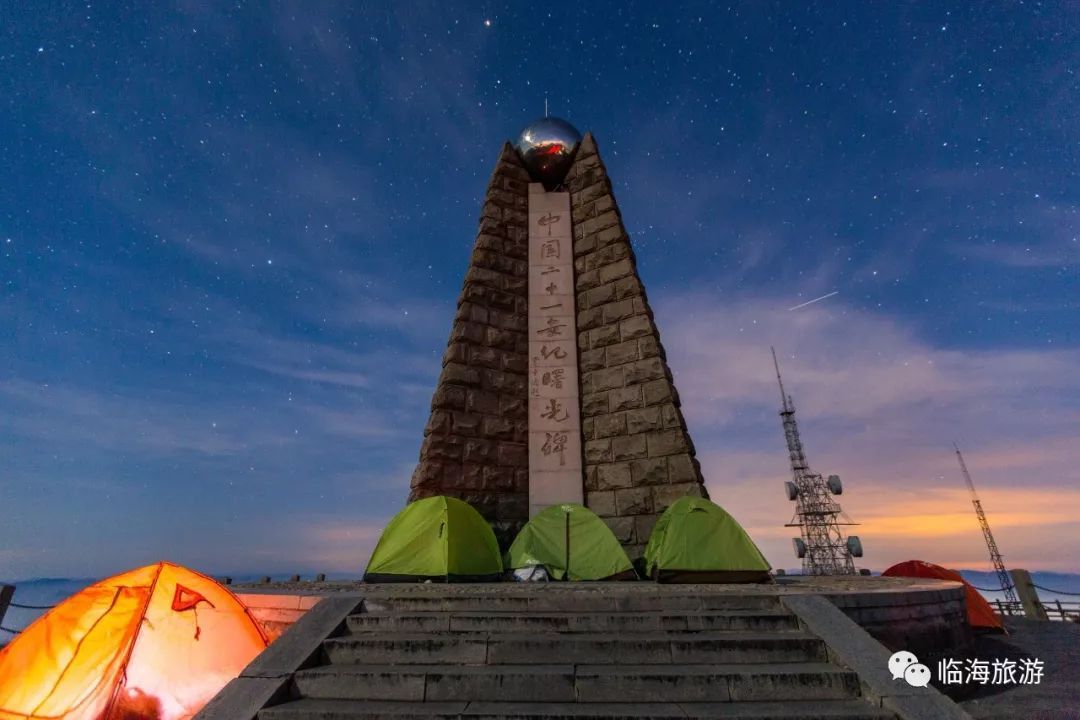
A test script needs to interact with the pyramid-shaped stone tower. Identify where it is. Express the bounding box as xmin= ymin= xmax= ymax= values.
xmin=408 ymin=128 xmax=707 ymax=558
